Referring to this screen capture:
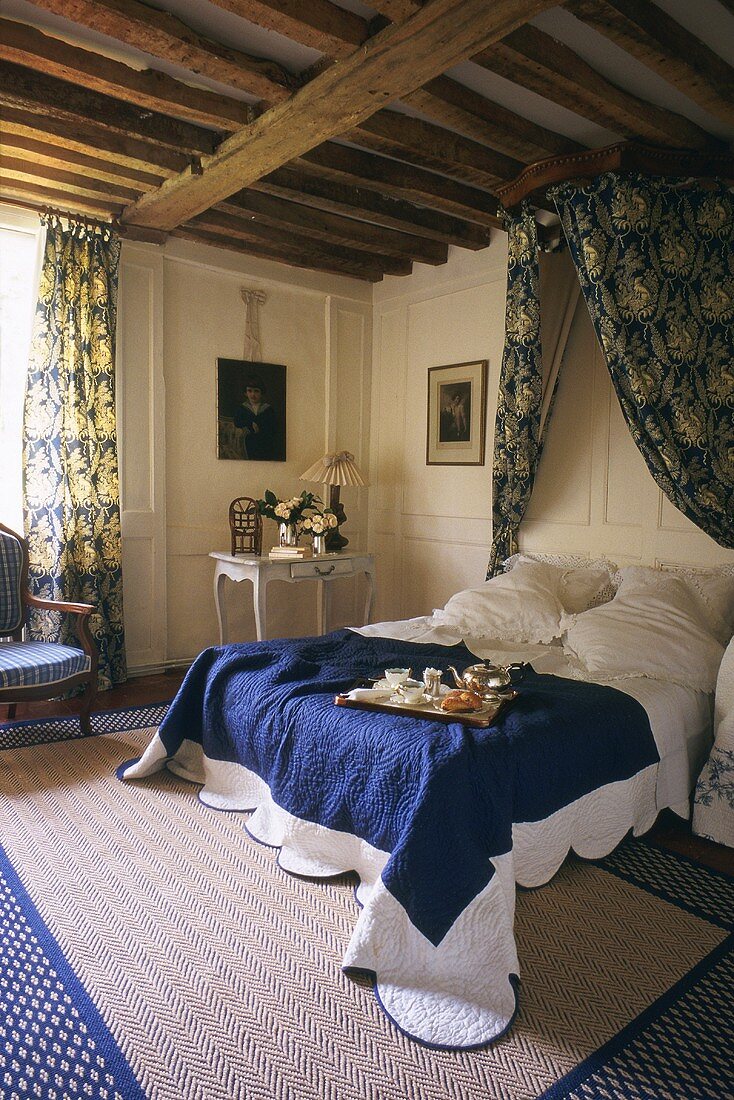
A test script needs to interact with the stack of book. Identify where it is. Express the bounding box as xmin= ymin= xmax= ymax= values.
xmin=268 ymin=545 xmax=312 ymax=560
